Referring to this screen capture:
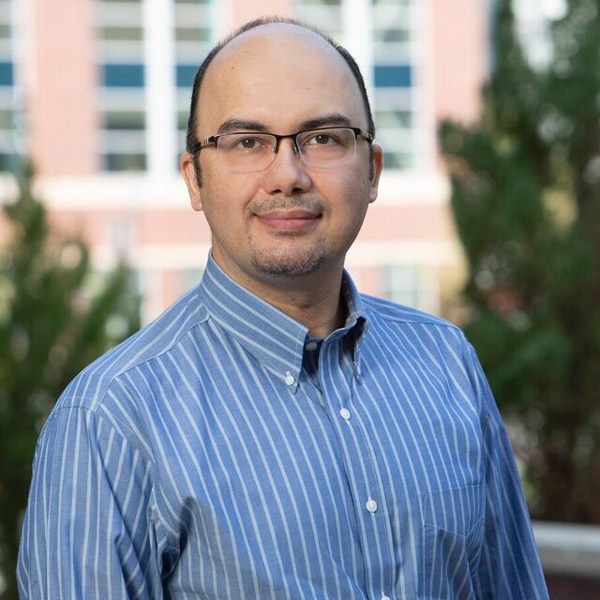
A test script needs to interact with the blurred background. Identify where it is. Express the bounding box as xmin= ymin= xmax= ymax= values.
xmin=0 ymin=0 xmax=599 ymax=597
